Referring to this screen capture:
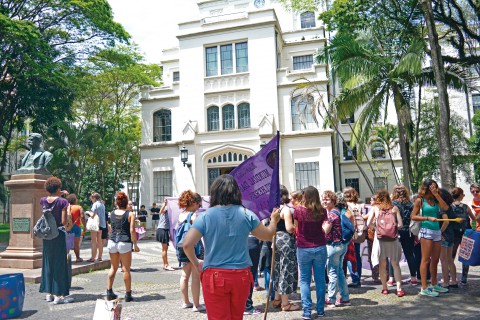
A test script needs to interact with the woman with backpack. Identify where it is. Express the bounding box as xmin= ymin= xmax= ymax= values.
xmin=294 ymin=186 xmax=328 ymax=319
xmin=438 ymin=188 xmax=457 ymax=290
xmin=177 ymin=190 xmax=205 ymax=312
xmin=367 ymin=189 xmax=405 ymax=297
xmin=450 ymin=187 xmax=476 ymax=287
xmin=390 ymin=185 xmax=418 ymax=285
xmin=181 ymin=175 xmax=280 ymax=320
xmin=322 ymin=190 xmax=354 ymax=308
xmin=411 ymin=179 xmax=449 ymax=297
